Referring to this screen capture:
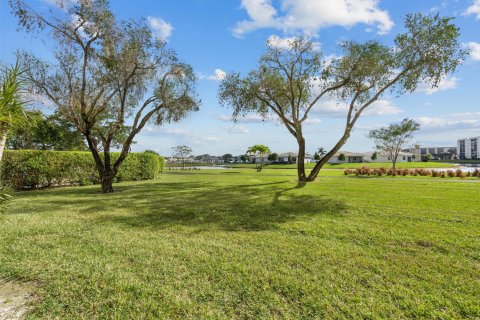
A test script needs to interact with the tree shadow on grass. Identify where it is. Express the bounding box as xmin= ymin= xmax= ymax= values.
xmin=14 ymin=180 xmax=347 ymax=232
